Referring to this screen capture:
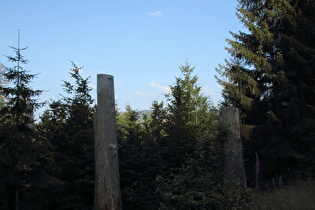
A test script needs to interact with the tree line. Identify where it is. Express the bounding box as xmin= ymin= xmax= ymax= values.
xmin=0 ymin=0 xmax=314 ymax=209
